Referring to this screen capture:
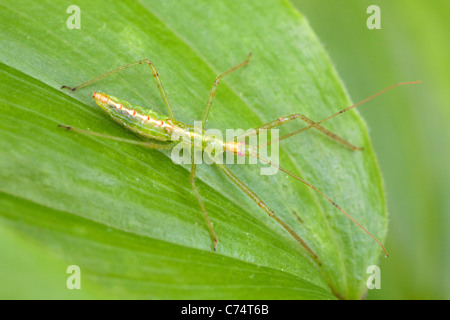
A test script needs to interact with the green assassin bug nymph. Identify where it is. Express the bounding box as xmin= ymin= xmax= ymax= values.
xmin=61 ymin=53 xmax=421 ymax=264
